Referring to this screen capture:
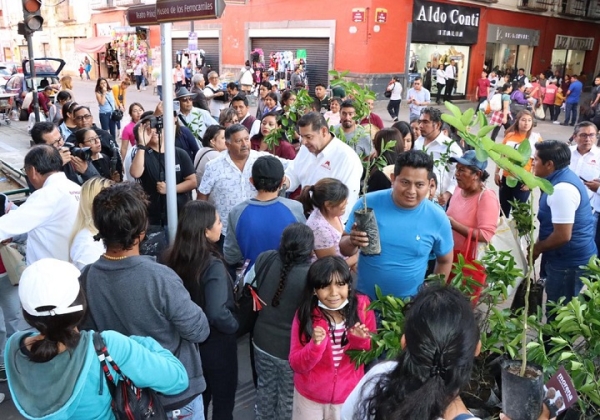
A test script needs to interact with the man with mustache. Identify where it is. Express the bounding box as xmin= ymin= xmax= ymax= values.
xmin=198 ymin=124 xmax=279 ymax=245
